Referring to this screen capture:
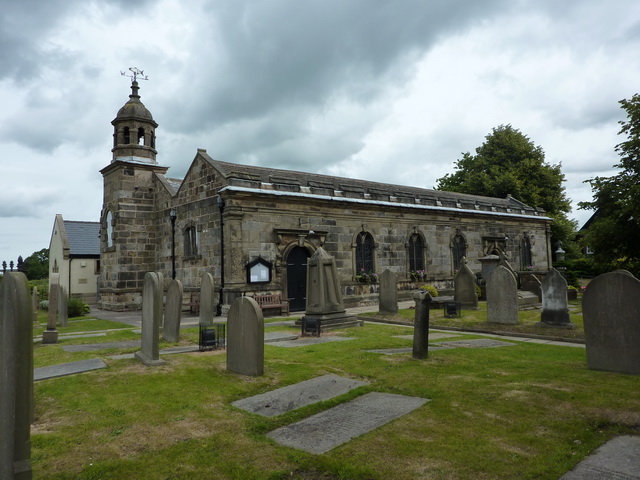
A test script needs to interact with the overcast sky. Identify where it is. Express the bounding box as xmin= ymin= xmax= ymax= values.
xmin=1 ymin=0 xmax=638 ymax=264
